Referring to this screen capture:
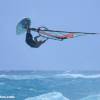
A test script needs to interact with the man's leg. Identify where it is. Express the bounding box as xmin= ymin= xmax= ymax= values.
xmin=42 ymin=38 xmax=48 ymax=43
xmin=34 ymin=35 xmax=40 ymax=42
xmin=34 ymin=35 xmax=48 ymax=42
